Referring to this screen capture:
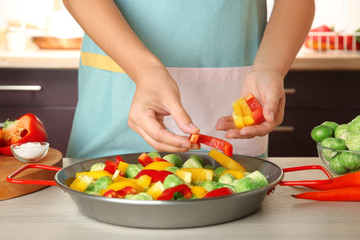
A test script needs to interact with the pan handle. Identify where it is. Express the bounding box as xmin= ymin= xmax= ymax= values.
xmin=7 ymin=164 xmax=62 ymax=186
xmin=279 ymin=165 xmax=333 ymax=186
